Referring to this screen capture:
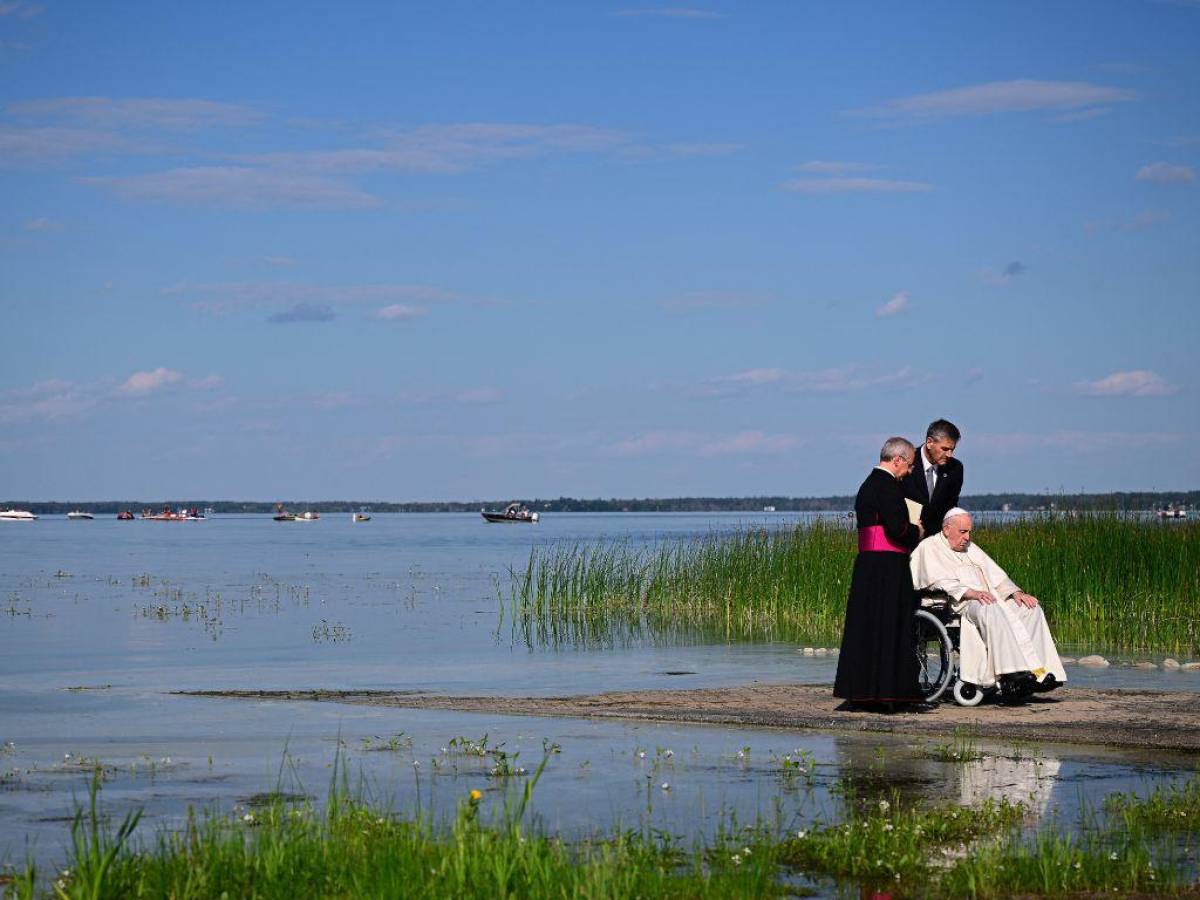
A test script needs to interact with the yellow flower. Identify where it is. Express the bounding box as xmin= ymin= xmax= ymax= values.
xmin=469 ymin=789 xmax=483 ymax=803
